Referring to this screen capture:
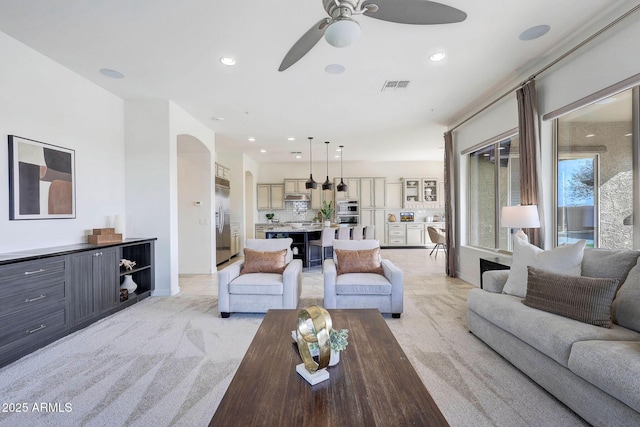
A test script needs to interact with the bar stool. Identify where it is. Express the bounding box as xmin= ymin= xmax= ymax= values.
xmin=364 ymin=225 xmax=375 ymax=239
xmin=351 ymin=225 xmax=364 ymax=240
xmin=307 ymin=228 xmax=336 ymax=270
xmin=337 ymin=227 xmax=351 ymax=240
